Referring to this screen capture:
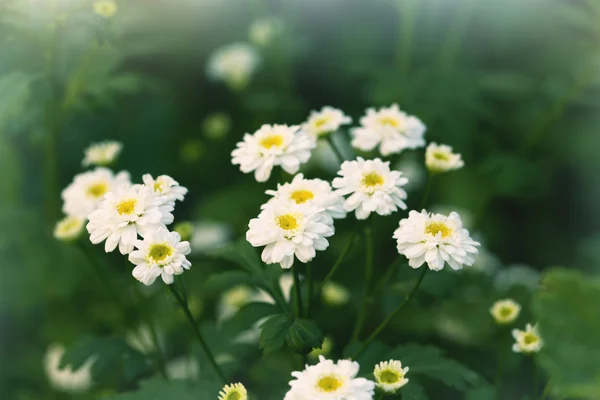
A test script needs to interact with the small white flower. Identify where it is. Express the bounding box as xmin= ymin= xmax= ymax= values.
xmin=490 ymin=299 xmax=521 ymax=325
xmin=128 ymin=227 xmax=191 ymax=285
xmin=82 ymin=141 xmax=122 ymax=167
xmin=54 ymin=215 xmax=85 ymax=242
xmin=44 ymin=343 xmax=94 ymax=393
xmin=374 ymin=359 xmax=409 ymax=394
xmin=321 ymin=281 xmax=350 ymax=306
xmin=351 ymin=104 xmax=426 ymax=156
xmin=247 ymin=199 xmax=334 ymax=269
xmin=425 ymin=142 xmax=464 ymax=173
xmin=232 ymin=124 xmax=315 ymax=182
xmin=284 ymin=355 xmax=375 ymax=400
xmin=61 ymin=167 xmax=130 ymax=218
xmin=264 ymin=173 xmax=346 ymax=222
xmin=87 ymin=184 xmax=174 ymax=254
xmin=301 ymin=106 xmax=352 ymax=140
xmin=512 ymin=323 xmax=543 ymax=353
xmin=207 ymin=43 xmax=261 ymax=90
xmin=142 ymin=174 xmax=188 ymax=205
xmin=249 ymin=16 xmax=284 ymax=46
xmin=332 ymin=157 xmax=408 ymax=220
xmin=394 ymin=210 xmax=480 ymax=271
xmin=219 ymin=383 xmax=248 ymax=400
